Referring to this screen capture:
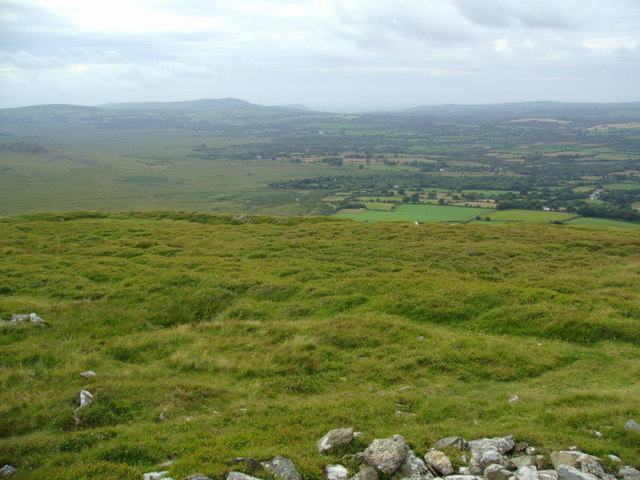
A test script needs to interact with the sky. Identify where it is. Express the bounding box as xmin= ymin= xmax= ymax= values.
xmin=1 ymin=0 xmax=639 ymax=111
